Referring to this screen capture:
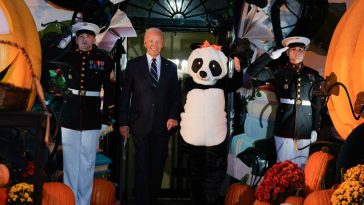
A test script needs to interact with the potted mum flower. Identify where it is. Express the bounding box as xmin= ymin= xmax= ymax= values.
xmin=331 ymin=164 xmax=364 ymax=205
xmin=343 ymin=164 xmax=364 ymax=183
xmin=7 ymin=182 xmax=34 ymax=205
xmin=331 ymin=180 xmax=364 ymax=205
xmin=255 ymin=160 xmax=305 ymax=205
